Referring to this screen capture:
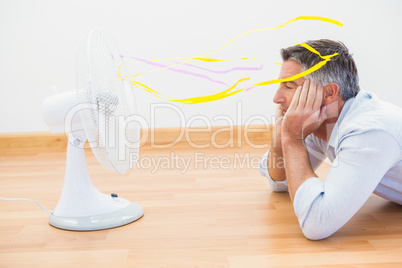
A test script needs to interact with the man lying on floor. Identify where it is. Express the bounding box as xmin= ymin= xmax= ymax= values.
xmin=259 ymin=39 xmax=402 ymax=240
